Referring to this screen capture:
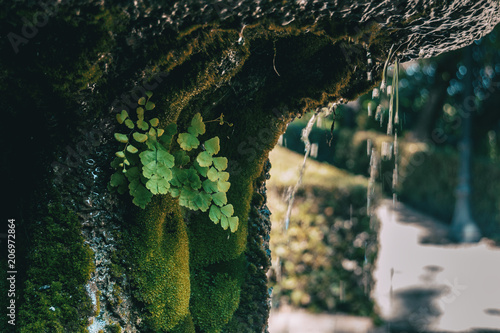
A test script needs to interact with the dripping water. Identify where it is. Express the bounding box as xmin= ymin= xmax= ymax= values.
xmin=283 ymin=111 xmax=320 ymax=230
xmin=367 ymin=51 xmax=401 ymax=214
xmin=310 ymin=143 xmax=318 ymax=158
xmin=367 ymin=148 xmax=378 ymax=215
